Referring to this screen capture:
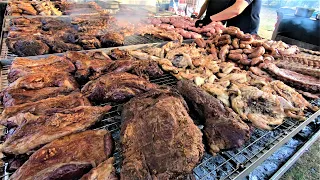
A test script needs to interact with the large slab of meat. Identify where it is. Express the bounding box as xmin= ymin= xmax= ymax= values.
xmin=177 ymin=80 xmax=250 ymax=154
xmin=81 ymin=72 xmax=158 ymax=104
xmin=1 ymin=105 xmax=111 ymax=155
xmin=10 ymin=130 xmax=113 ymax=180
xmin=0 ymin=93 xmax=91 ymax=126
xmin=120 ymin=87 xmax=204 ymax=179
xmin=8 ymin=56 xmax=76 ymax=83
